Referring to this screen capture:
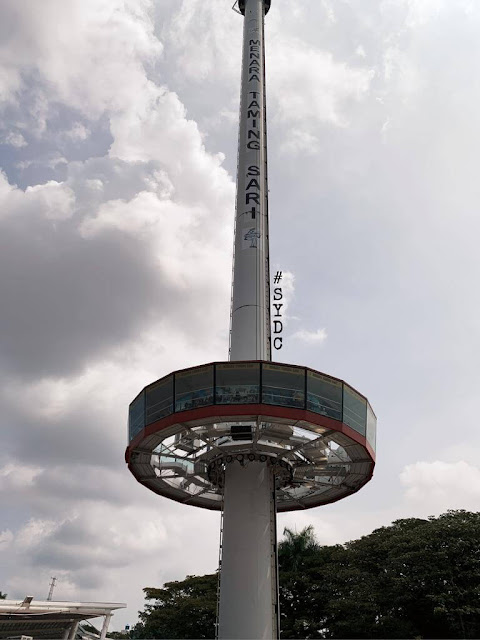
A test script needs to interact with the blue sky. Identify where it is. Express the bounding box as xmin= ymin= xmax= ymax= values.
xmin=1 ymin=0 xmax=480 ymax=630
